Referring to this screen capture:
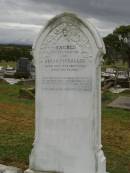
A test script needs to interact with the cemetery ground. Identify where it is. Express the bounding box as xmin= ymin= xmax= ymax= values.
xmin=0 ymin=60 xmax=16 ymax=68
xmin=0 ymin=81 xmax=130 ymax=173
